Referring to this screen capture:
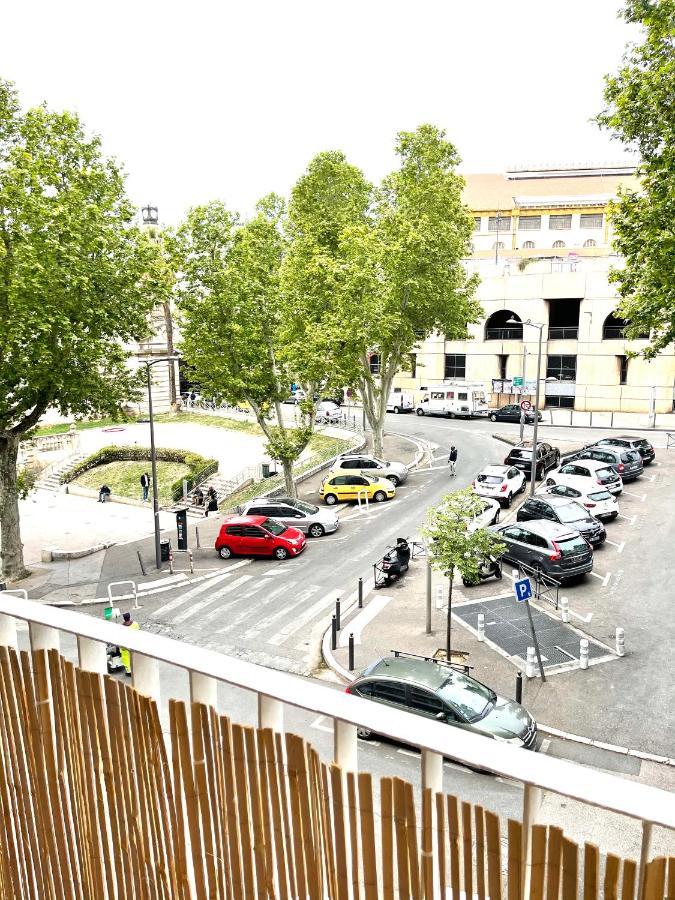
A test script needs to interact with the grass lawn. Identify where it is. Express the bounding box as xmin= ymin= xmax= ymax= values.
xmin=154 ymin=411 xmax=263 ymax=435
xmin=32 ymin=416 xmax=136 ymax=437
xmin=74 ymin=460 xmax=190 ymax=504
